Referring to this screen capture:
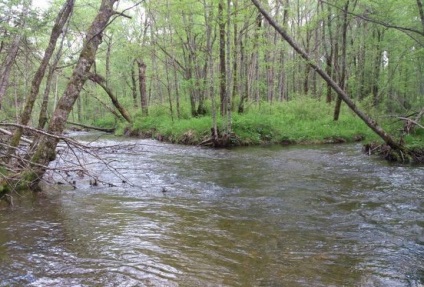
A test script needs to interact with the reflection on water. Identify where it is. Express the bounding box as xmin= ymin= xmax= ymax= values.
xmin=1 ymin=135 xmax=423 ymax=286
